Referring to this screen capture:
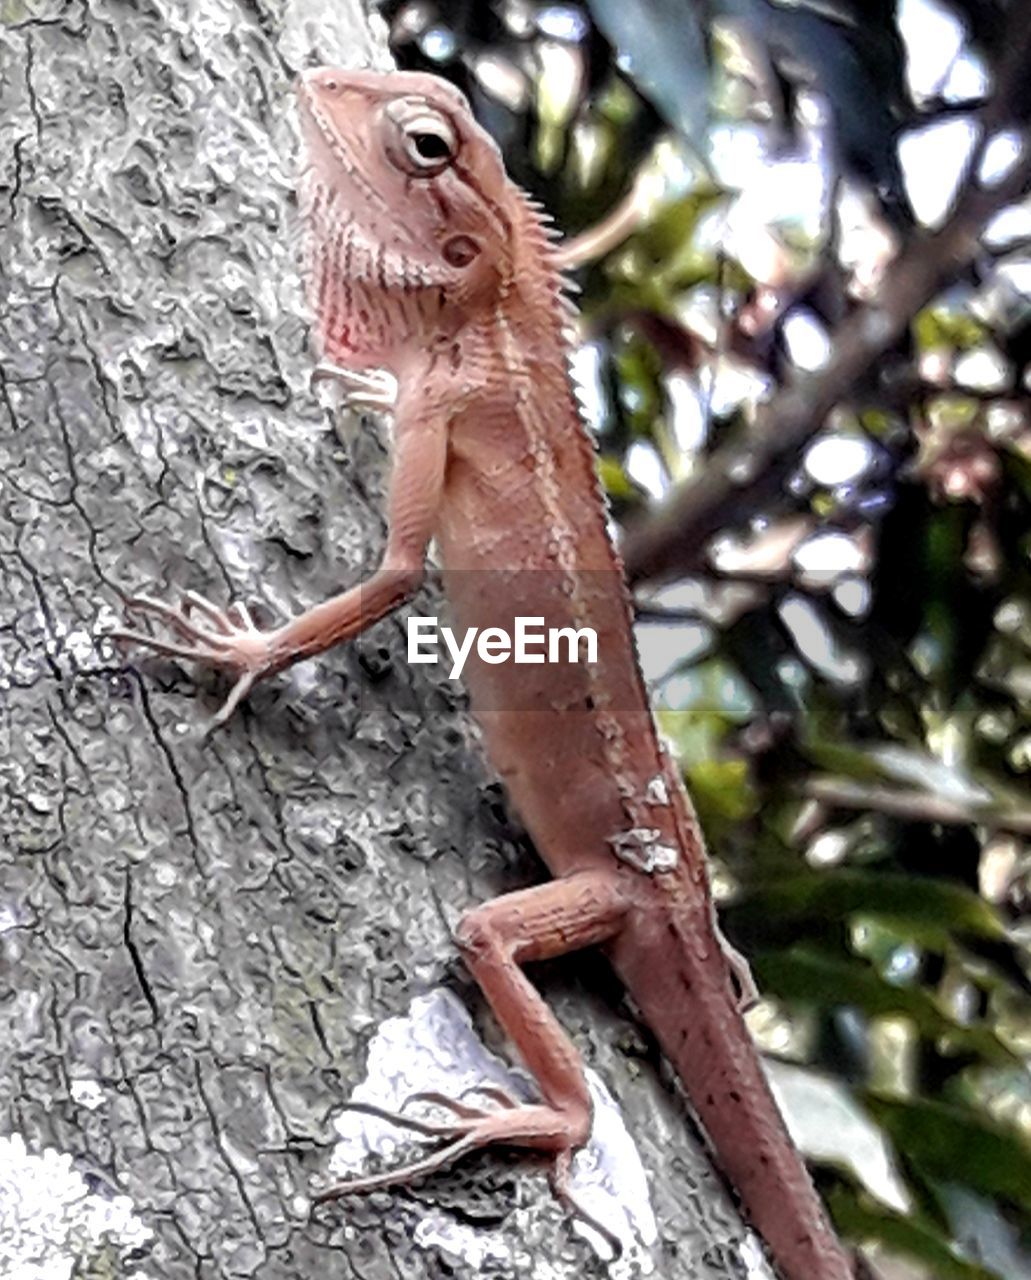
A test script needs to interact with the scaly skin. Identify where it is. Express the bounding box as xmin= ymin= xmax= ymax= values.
xmin=115 ymin=67 xmax=855 ymax=1280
